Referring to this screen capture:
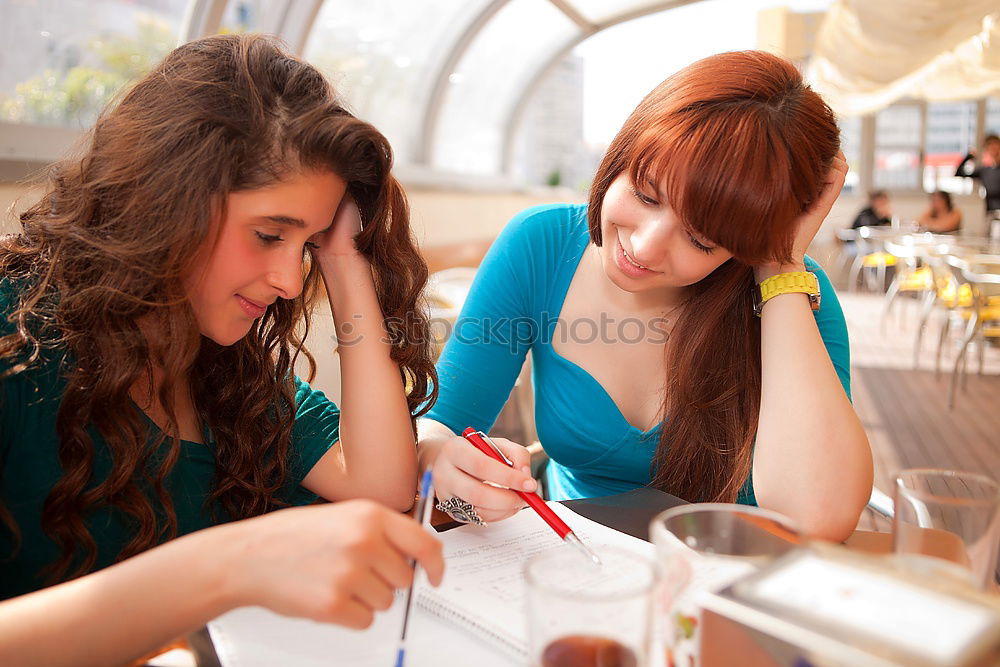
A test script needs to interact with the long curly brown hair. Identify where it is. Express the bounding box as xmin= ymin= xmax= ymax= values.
xmin=0 ymin=34 xmax=436 ymax=583
xmin=588 ymin=51 xmax=840 ymax=503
